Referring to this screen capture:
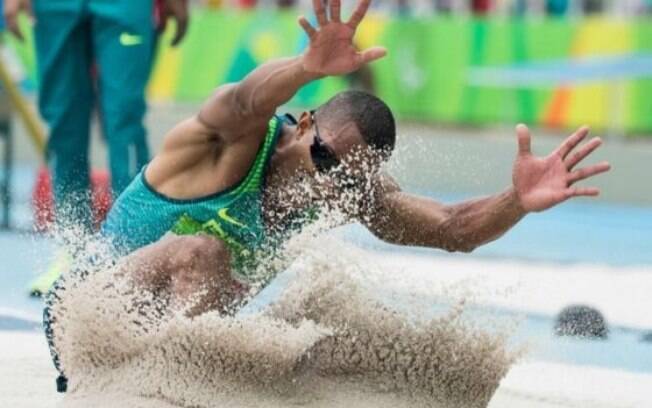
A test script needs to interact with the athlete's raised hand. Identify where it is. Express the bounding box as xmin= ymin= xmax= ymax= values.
xmin=299 ymin=0 xmax=386 ymax=76
xmin=512 ymin=125 xmax=611 ymax=212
